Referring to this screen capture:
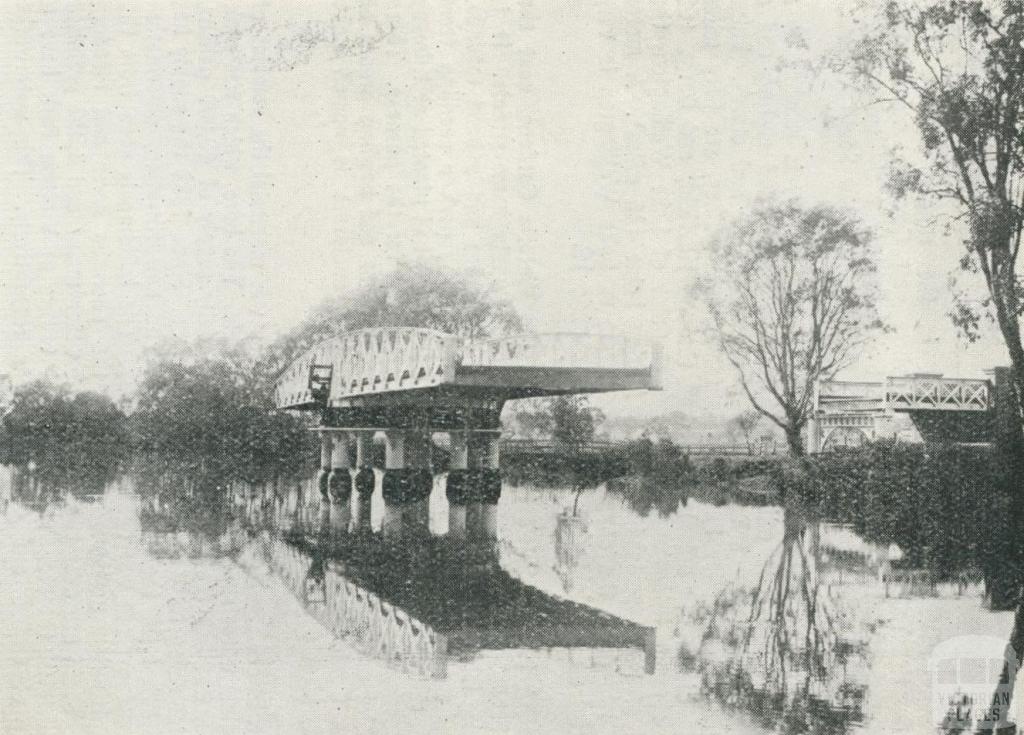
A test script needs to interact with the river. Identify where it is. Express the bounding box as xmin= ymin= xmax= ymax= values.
xmin=0 ymin=471 xmax=1019 ymax=734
